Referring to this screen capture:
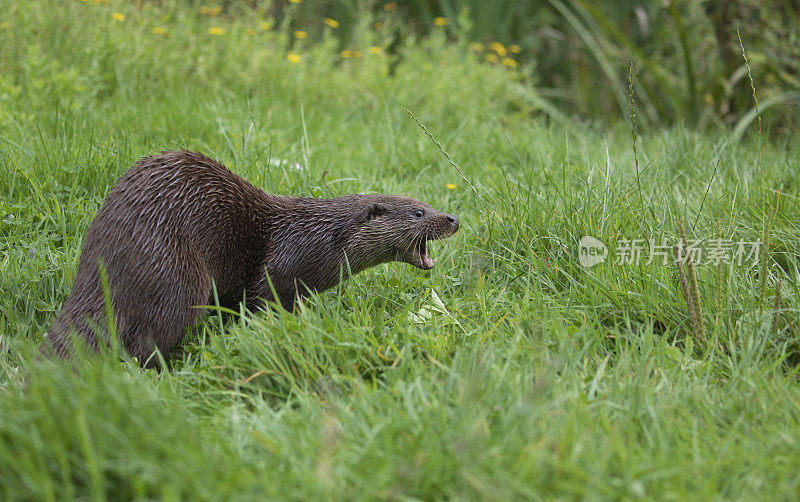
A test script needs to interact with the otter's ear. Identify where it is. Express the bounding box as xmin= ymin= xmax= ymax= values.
xmin=367 ymin=203 xmax=387 ymax=220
